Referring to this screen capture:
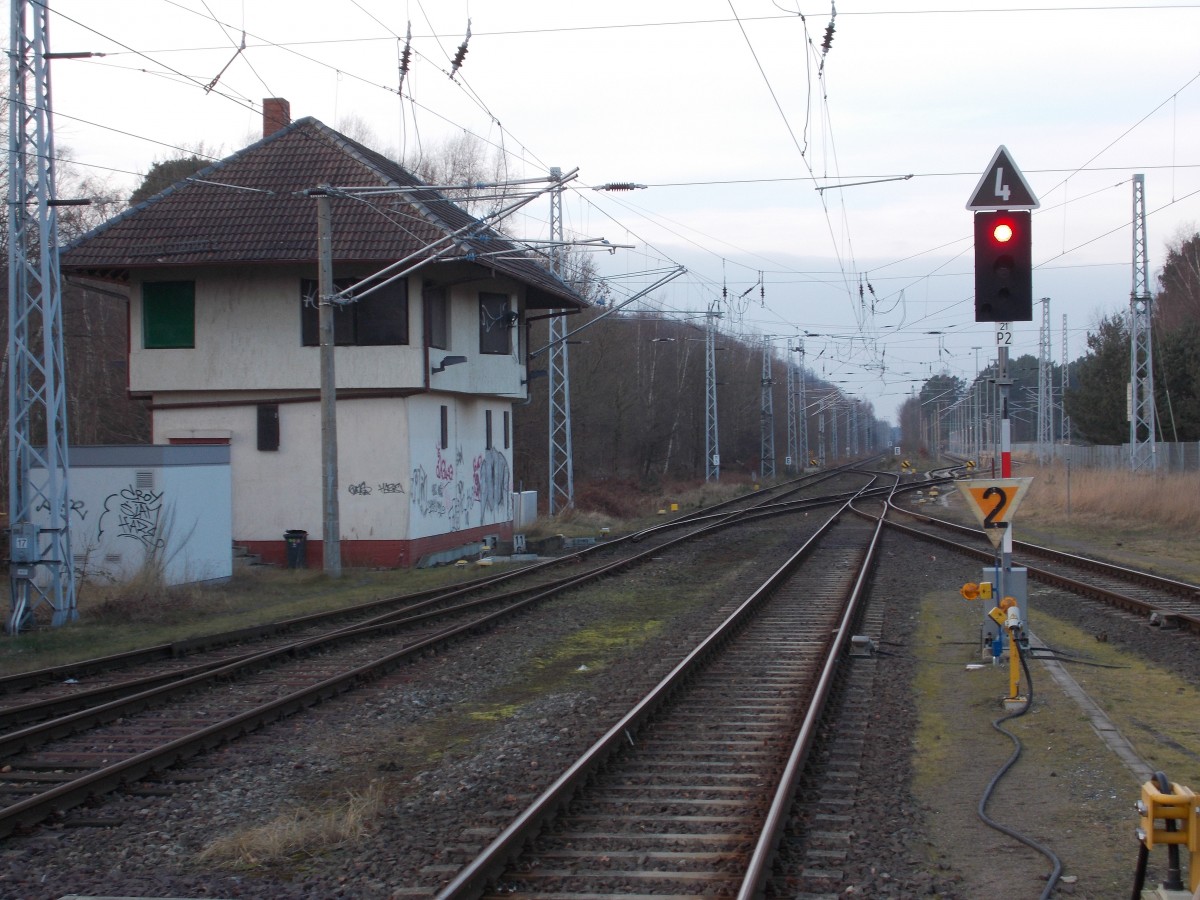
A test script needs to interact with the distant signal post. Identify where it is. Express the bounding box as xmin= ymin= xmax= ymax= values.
xmin=964 ymin=149 xmax=1040 ymax=701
